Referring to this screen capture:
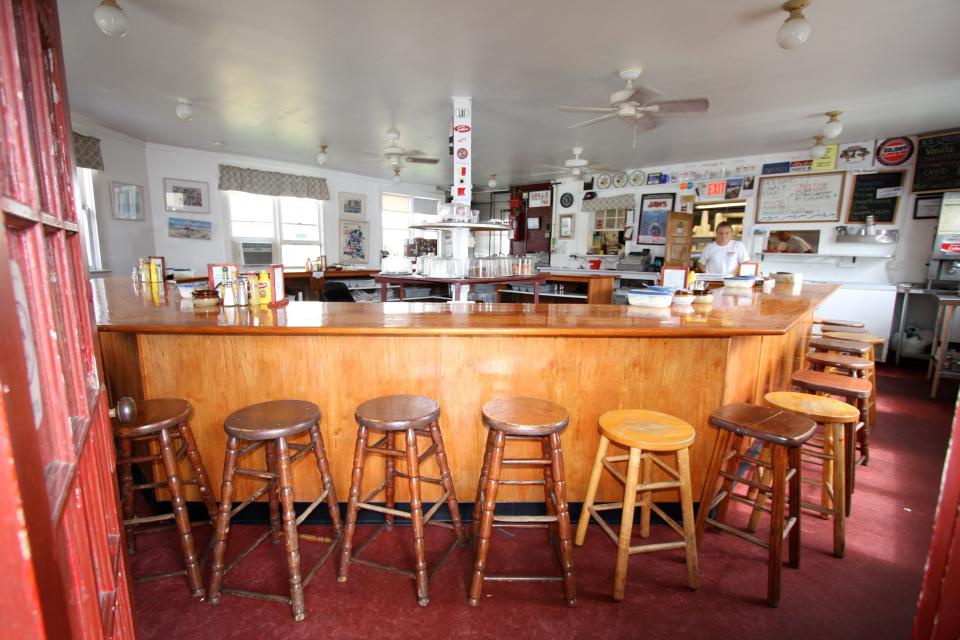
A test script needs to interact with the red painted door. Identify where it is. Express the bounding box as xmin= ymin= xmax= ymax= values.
xmin=1 ymin=0 xmax=135 ymax=637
